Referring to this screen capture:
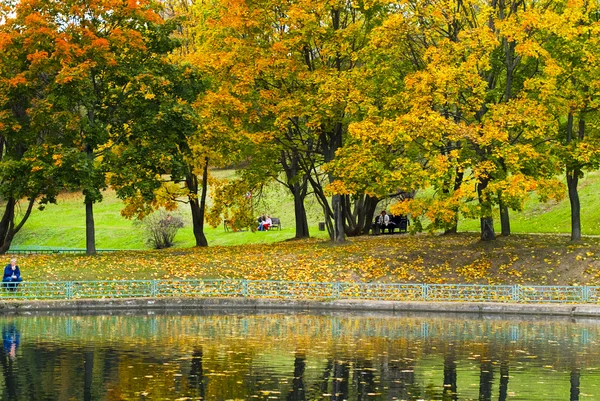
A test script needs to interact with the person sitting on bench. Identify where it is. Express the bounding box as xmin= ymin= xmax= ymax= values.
xmin=375 ymin=210 xmax=394 ymax=234
xmin=3 ymin=258 xmax=22 ymax=291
